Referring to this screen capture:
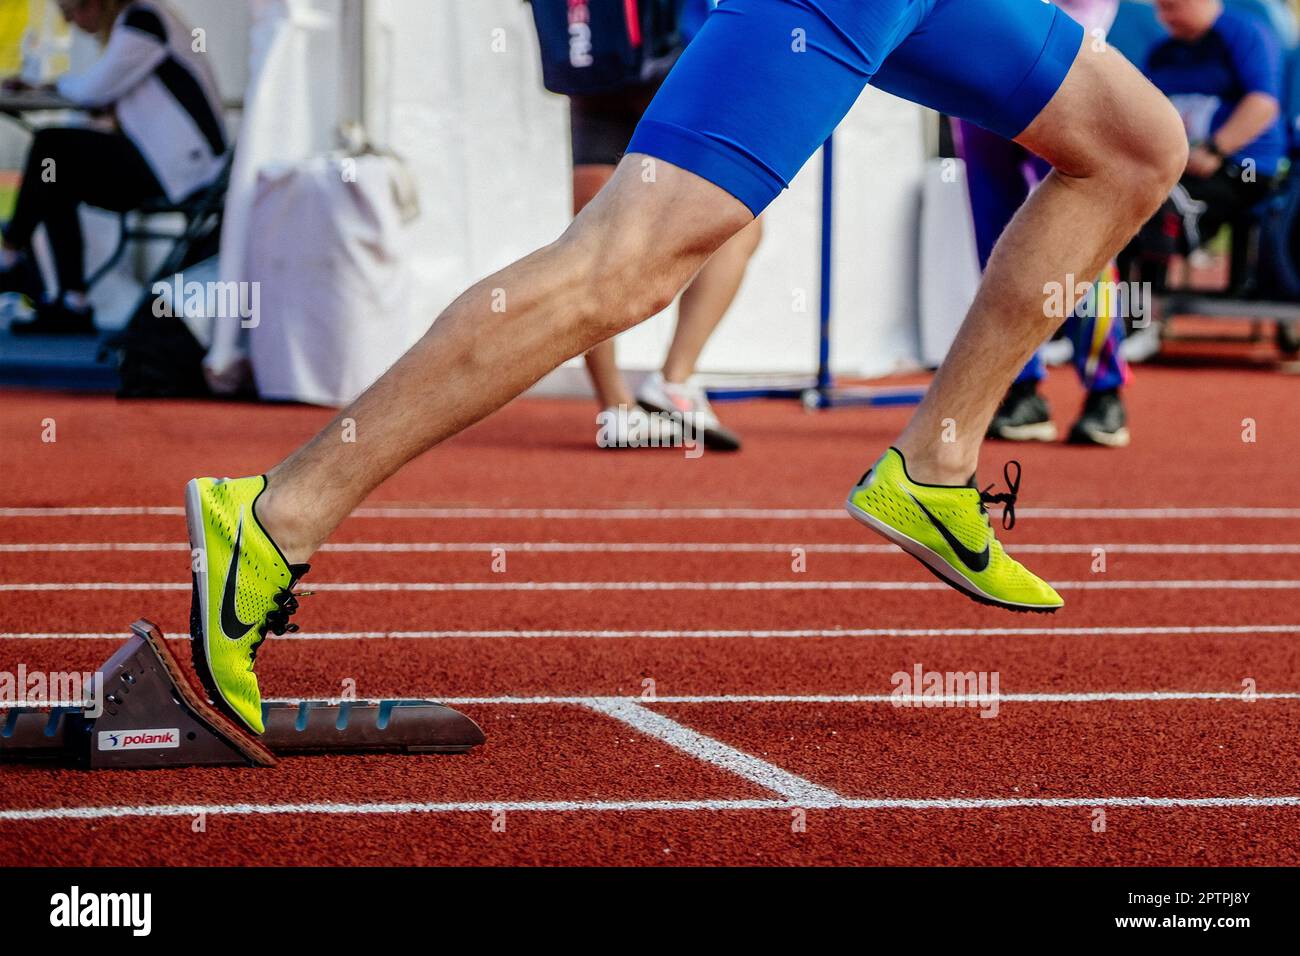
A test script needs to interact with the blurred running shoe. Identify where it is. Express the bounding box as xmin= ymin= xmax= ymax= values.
xmin=636 ymin=372 xmax=742 ymax=451
xmin=1120 ymin=321 xmax=1163 ymax=364
xmin=596 ymin=404 xmax=684 ymax=449
xmin=1068 ymin=388 xmax=1130 ymax=448
xmin=8 ymin=298 xmax=95 ymax=336
xmin=987 ymin=381 xmax=1057 ymax=442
